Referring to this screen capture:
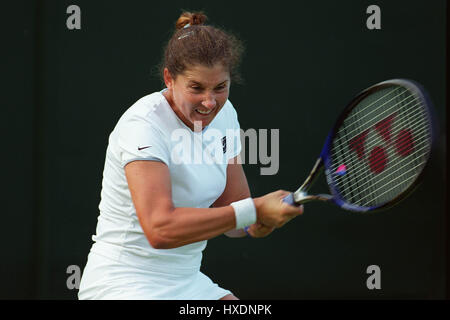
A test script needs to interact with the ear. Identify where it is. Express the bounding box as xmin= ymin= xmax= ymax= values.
xmin=163 ymin=68 xmax=174 ymax=90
